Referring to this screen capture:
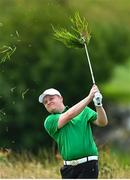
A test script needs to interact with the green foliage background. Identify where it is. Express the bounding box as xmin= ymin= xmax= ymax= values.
xmin=0 ymin=0 xmax=130 ymax=151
